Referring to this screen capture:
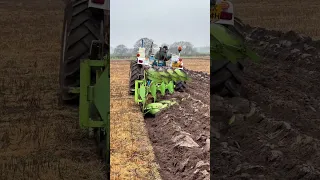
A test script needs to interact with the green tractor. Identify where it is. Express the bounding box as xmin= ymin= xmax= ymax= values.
xmin=59 ymin=0 xmax=110 ymax=175
xmin=210 ymin=0 xmax=259 ymax=97
xmin=128 ymin=40 xmax=190 ymax=116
